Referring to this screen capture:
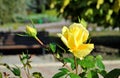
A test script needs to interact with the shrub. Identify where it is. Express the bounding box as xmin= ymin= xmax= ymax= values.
xmin=50 ymin=0 xmax=120 ymax=28
xmin=0 ymin=0 xmax=27 ymax=24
